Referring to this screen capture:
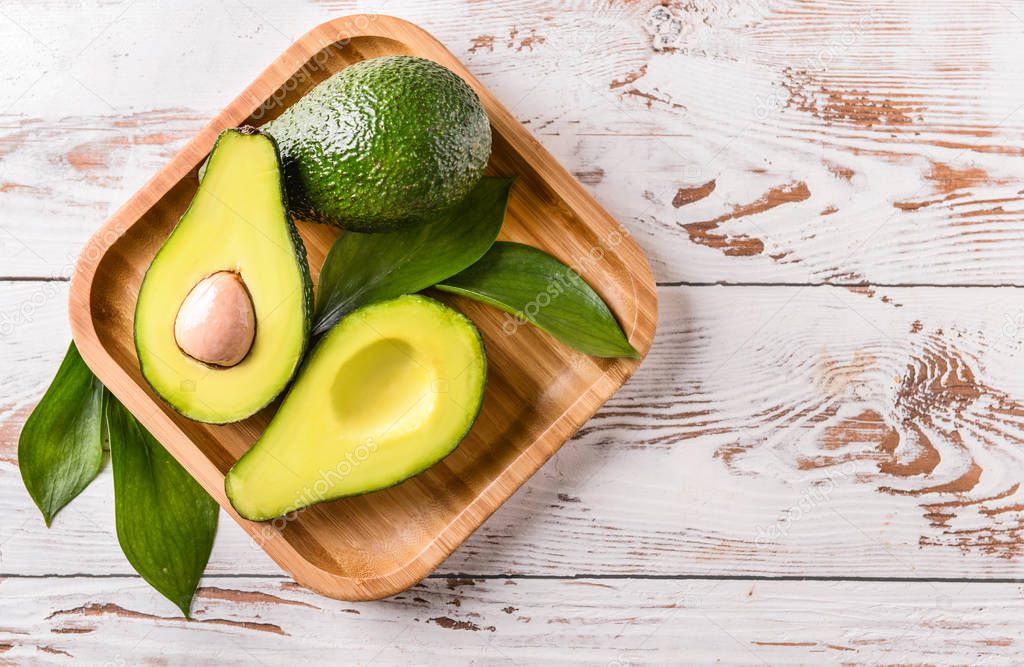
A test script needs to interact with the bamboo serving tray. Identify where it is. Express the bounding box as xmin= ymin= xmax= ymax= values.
xmin=68 ymin=15 xmax=657 ymax=601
